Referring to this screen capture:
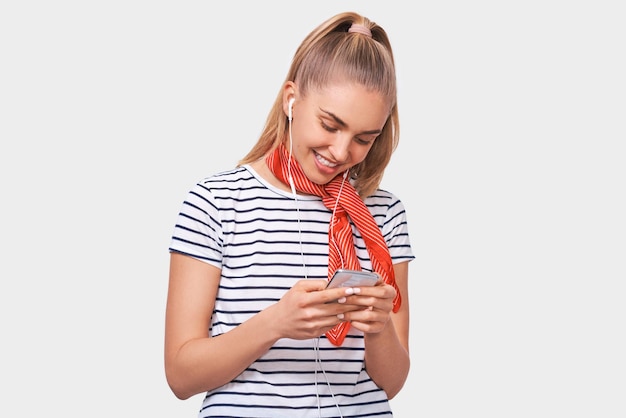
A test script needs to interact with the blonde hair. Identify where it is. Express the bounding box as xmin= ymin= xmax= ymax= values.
xmin=239 ymin=11 xmax=399 ymax=198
